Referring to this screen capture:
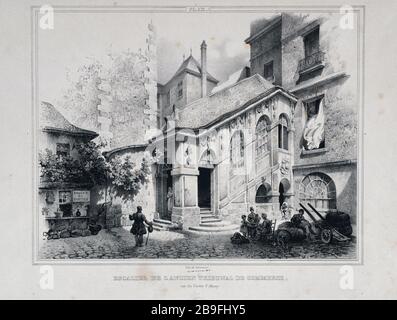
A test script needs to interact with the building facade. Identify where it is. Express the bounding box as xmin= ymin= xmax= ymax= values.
xmin=38 ymin=102 xmax=98 ymax=241
xmin=245 ymin=13 xmax=358 ymax=223
xmin=82 ymin=13 xmax=358 ymax=232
